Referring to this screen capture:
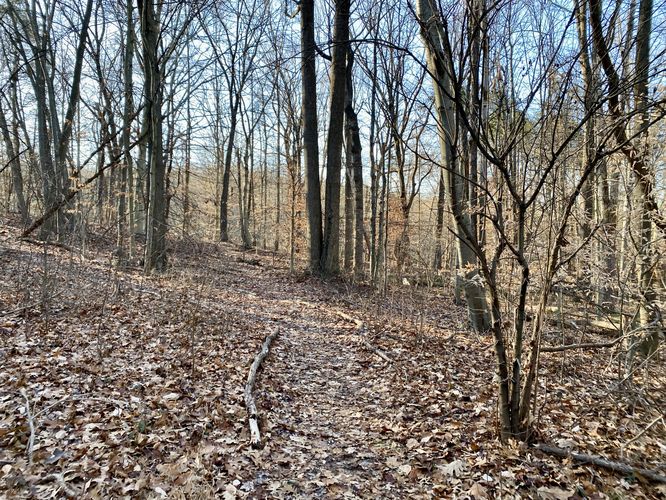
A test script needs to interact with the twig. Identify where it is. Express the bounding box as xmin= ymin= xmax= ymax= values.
xmin=622 ymin=415 xmax=664 ymax=453
xmin=244 ymin=329 xmax=279 ymax=448
xmin=616 ymin=343 xmax=664 ymax=388
xmin=20 ymin=389 xmax=35 ymax=465
xmin=38 ymin=473 xmax=80 ymax=498
xmin=534 ymin=443 xmax=666 ymax=483
xmin=335 ymin=309 xmax=364 ymax=329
